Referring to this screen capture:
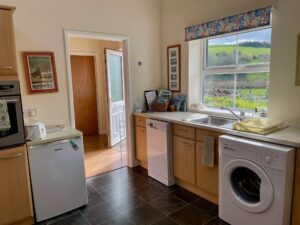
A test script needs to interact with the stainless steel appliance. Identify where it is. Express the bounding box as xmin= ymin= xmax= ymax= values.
xmin=0 ymin=81 xmax=25 ymax=149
